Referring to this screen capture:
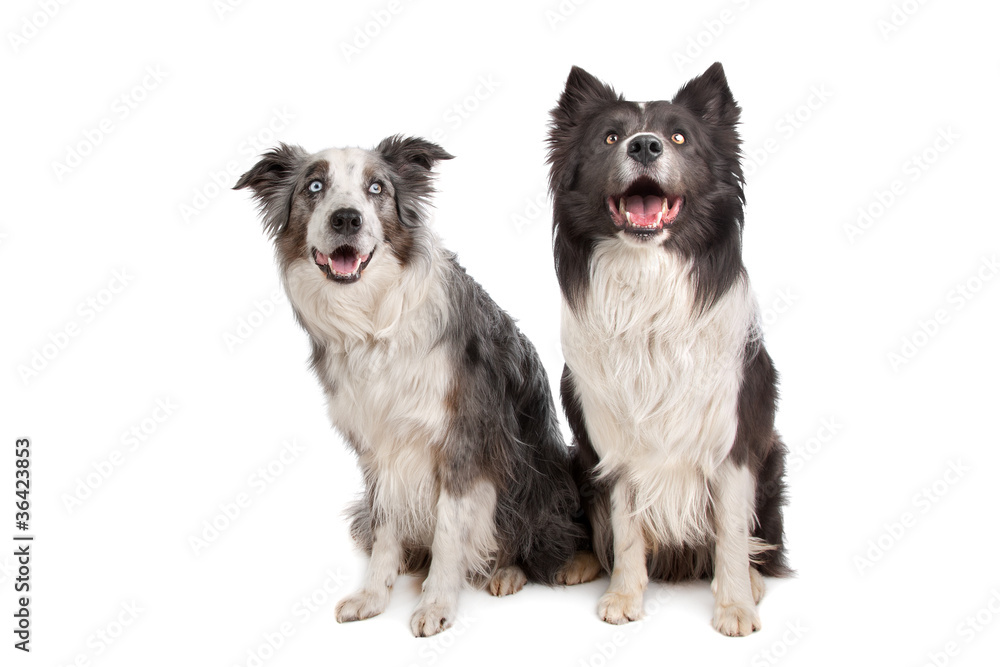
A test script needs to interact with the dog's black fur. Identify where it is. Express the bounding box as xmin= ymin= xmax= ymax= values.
xmin=548 ymin=65 xmax=790 ymax=581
